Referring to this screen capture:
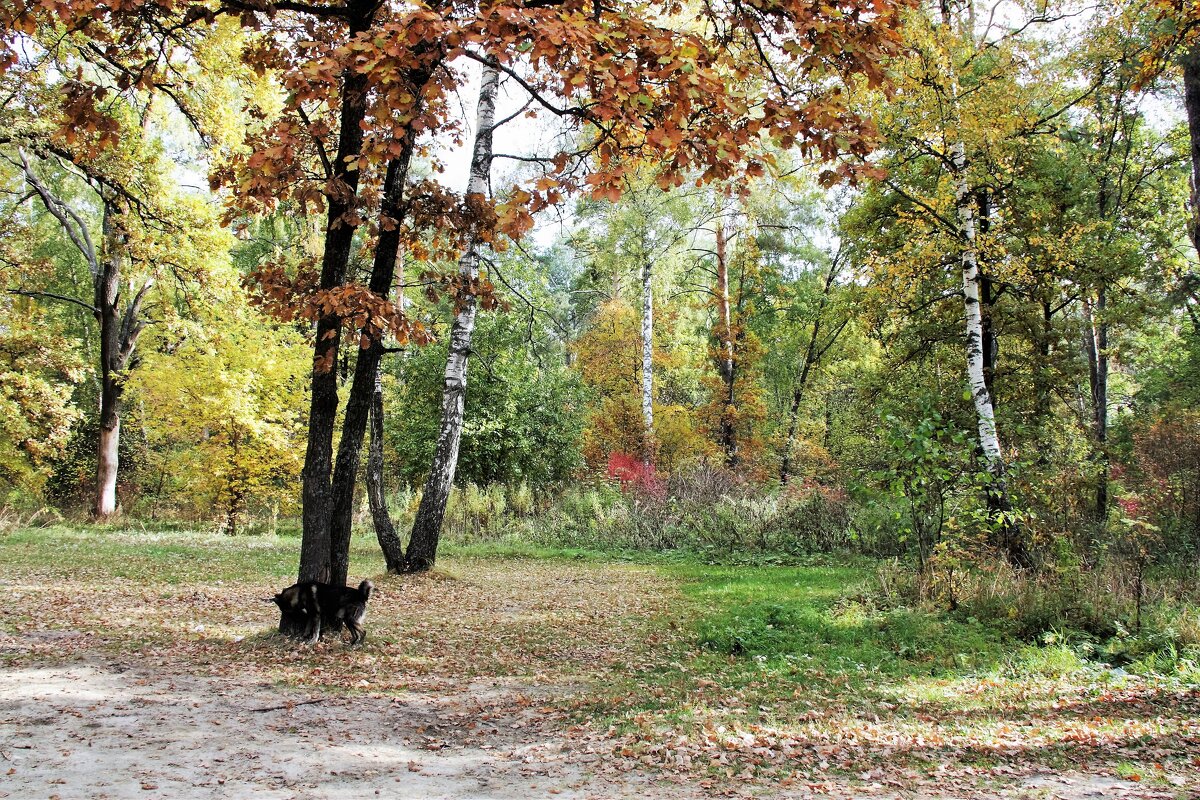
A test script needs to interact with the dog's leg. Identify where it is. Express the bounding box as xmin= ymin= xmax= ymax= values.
xmin=346 ymin=619 xmax=364 ymax=646
xmin=304 ymin=584 xmax=322 ymax=643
